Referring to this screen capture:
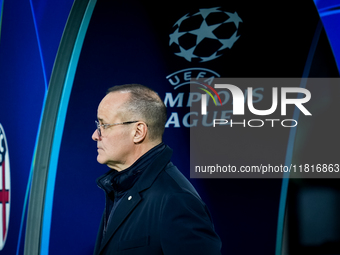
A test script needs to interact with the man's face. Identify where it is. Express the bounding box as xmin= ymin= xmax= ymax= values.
xmin=92 ymin=92 xmax=136 ymax=170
